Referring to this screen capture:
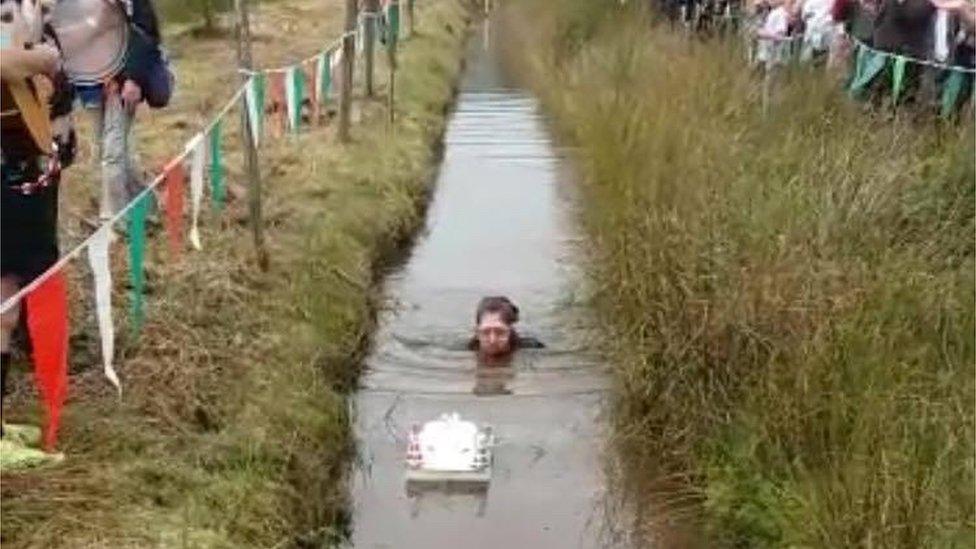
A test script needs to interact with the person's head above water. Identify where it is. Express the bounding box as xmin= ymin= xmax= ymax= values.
xmin=471 ymin=296 xmax=520 ymax=358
